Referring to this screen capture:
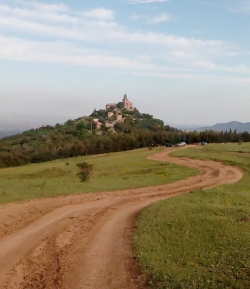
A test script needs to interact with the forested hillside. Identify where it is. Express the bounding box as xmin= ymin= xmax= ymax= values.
xmin=1 ymin=107 xmax=250 ymax=168
xmin=0 ymin=109 xmax=178 ymax=168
